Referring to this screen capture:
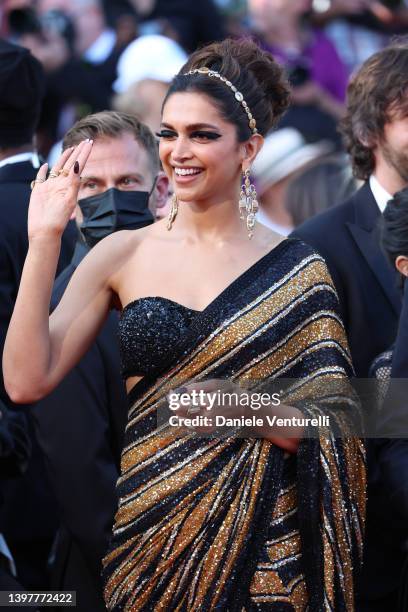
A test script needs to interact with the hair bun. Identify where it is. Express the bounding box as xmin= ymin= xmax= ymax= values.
xmin=180 ymin=38 xmax=290 ymax=136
